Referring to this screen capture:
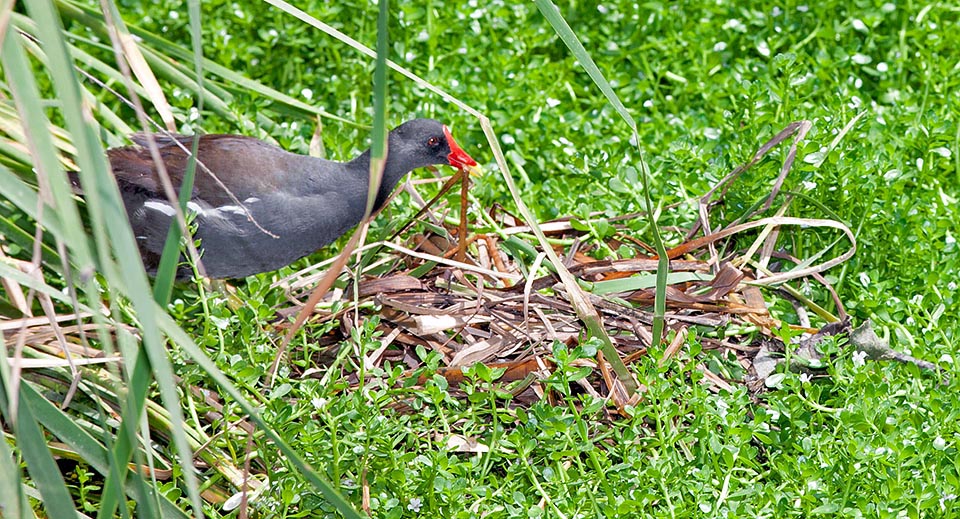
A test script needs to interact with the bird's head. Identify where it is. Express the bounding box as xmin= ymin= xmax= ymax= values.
xmin=388 ymin=118 xmax=479 ymax=177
